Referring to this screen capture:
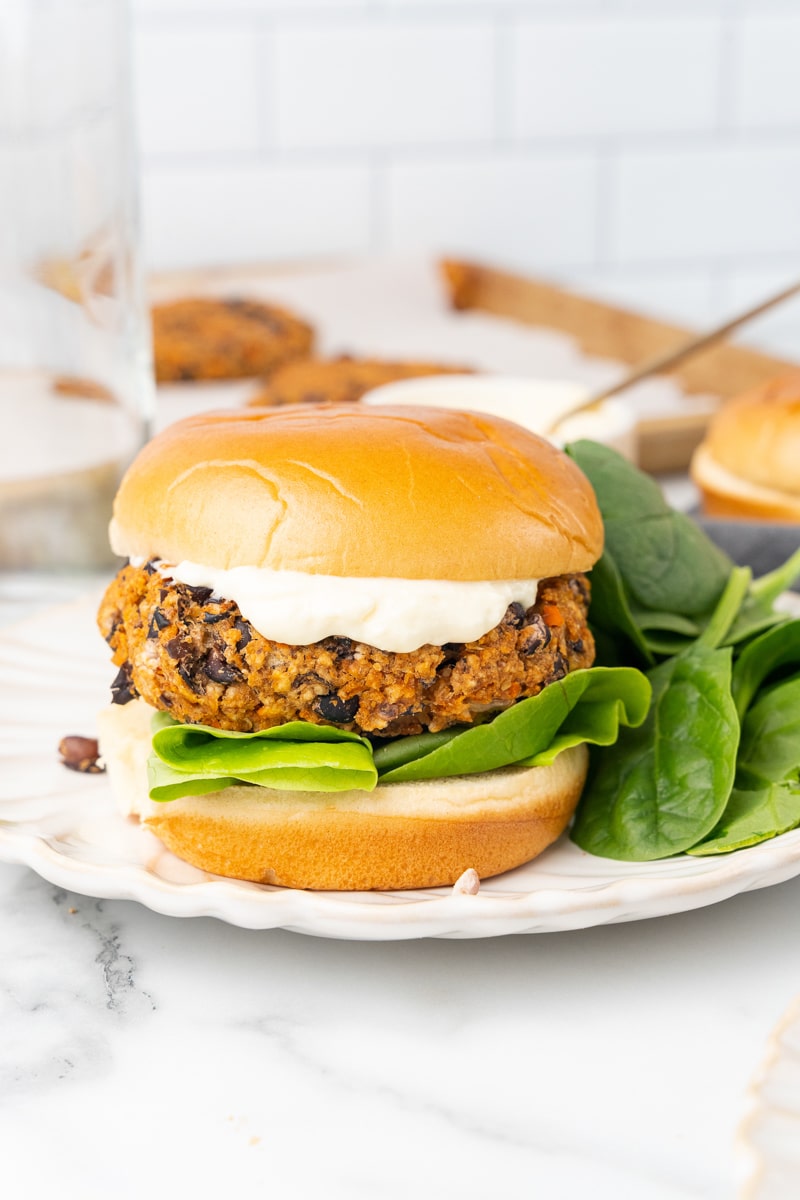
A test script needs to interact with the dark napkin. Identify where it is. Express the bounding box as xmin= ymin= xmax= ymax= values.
xmin=695 ymin=518 xmax=800 ymax=591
